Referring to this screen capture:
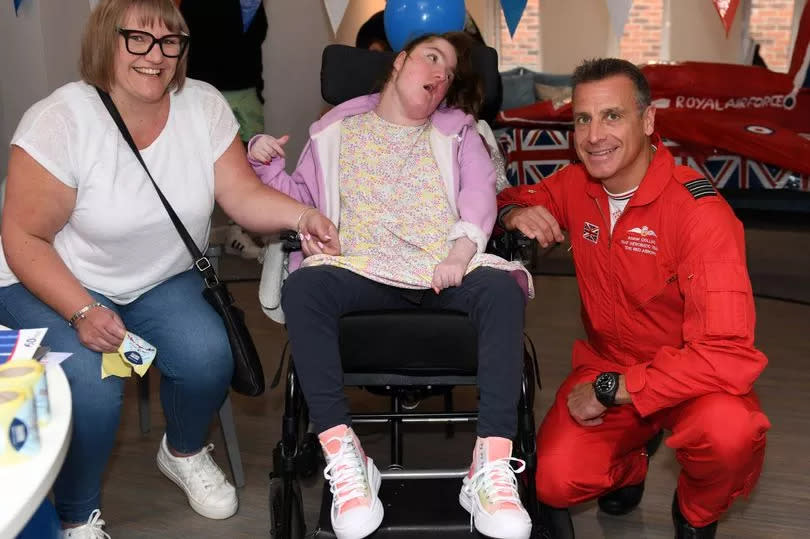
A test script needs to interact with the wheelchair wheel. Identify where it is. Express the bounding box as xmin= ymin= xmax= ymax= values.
xmin=532 ymin=523 xmax=555 ymax=539
xmin=269 ymin=476 xmax=306 ymax=538
xmin=298 ymin=432 xmax=323 ymax=487
xmin=534 ymin=501 xmax=575 ymax=539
